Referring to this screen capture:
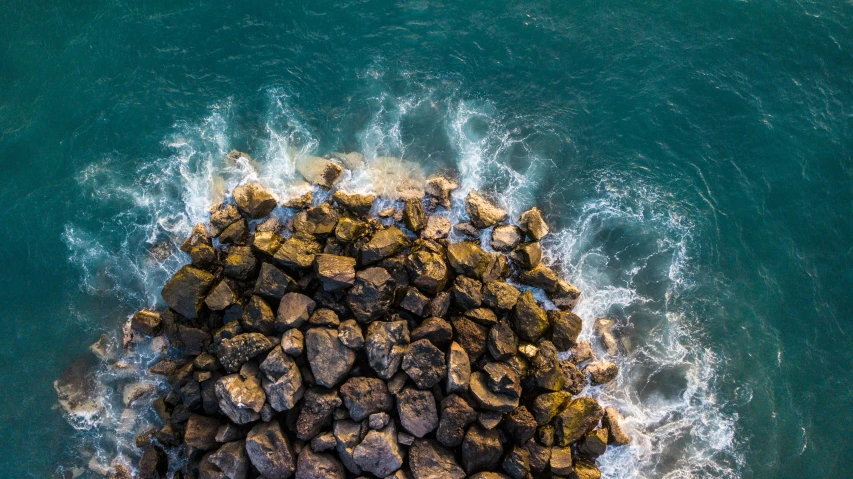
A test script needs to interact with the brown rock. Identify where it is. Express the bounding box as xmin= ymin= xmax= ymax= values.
xmin=465 ymin=192 xmax=507 ymax=229
xmin=161 ymin=265 xmax=216 ymax=319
